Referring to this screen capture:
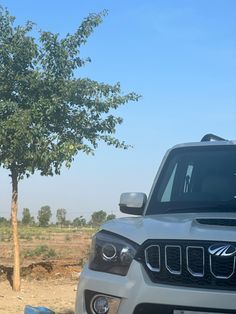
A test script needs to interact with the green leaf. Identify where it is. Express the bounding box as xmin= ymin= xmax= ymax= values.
xmin=0 ymin=7 xmax=140 ymax=180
